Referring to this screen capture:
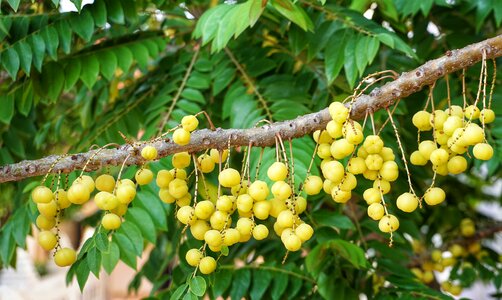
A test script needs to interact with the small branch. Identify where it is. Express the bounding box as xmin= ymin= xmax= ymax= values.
xmin=1 ymin=35 xmax=502 ymax=183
